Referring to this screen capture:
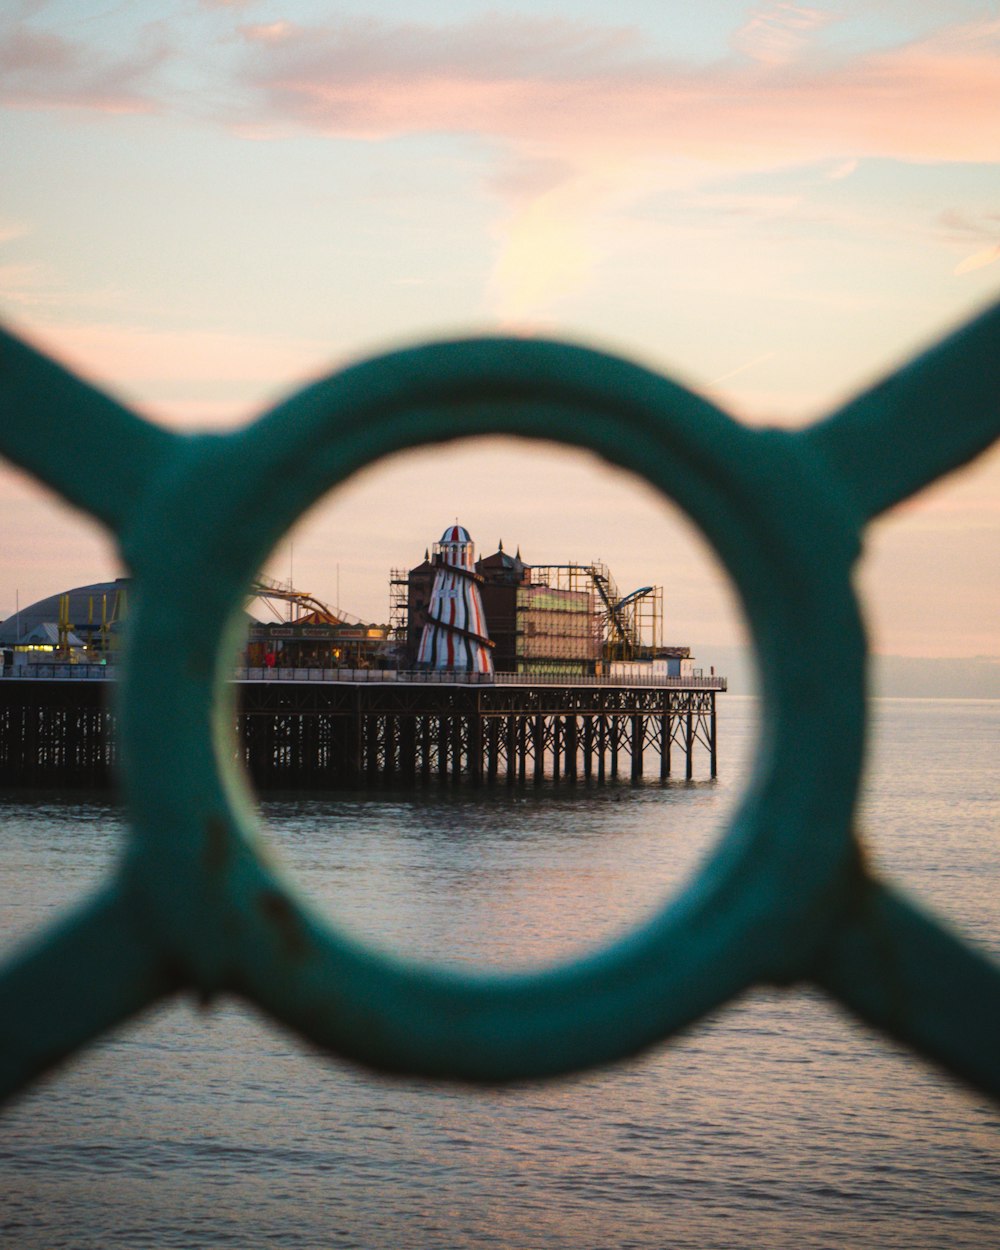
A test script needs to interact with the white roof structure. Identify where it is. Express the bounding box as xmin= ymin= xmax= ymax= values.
xmin=0 ymin=579 xmax=128 ymax=646
xmin=16 ymin=621 xmax=87 ymax=648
